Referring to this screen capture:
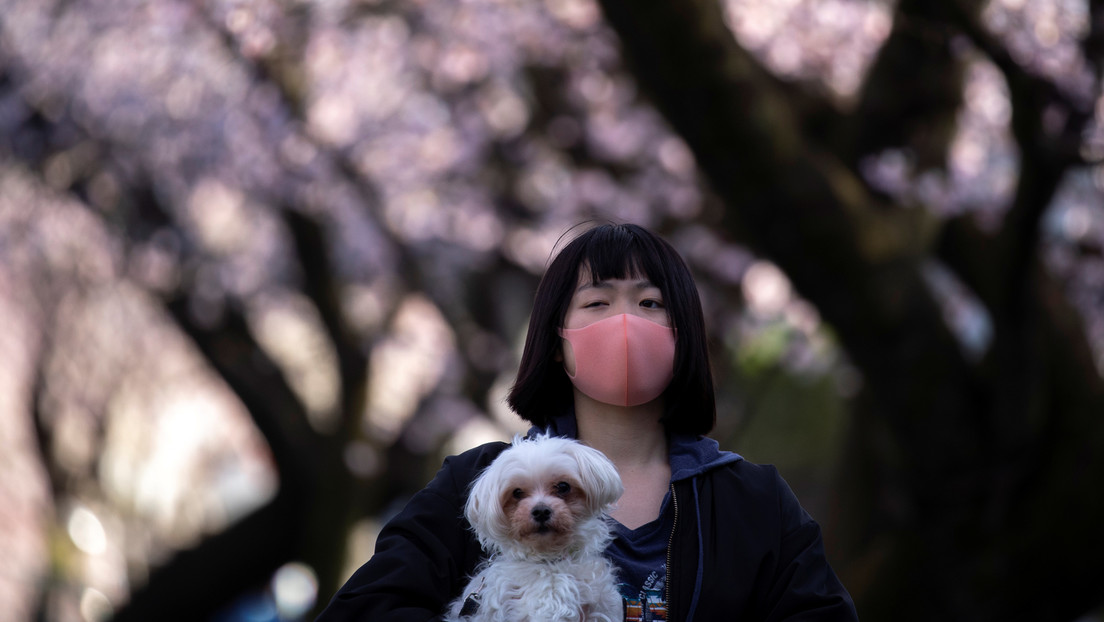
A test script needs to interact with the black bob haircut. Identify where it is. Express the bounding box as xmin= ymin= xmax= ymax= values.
xmin=506 ymin=223 xmax=716 ymax=436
